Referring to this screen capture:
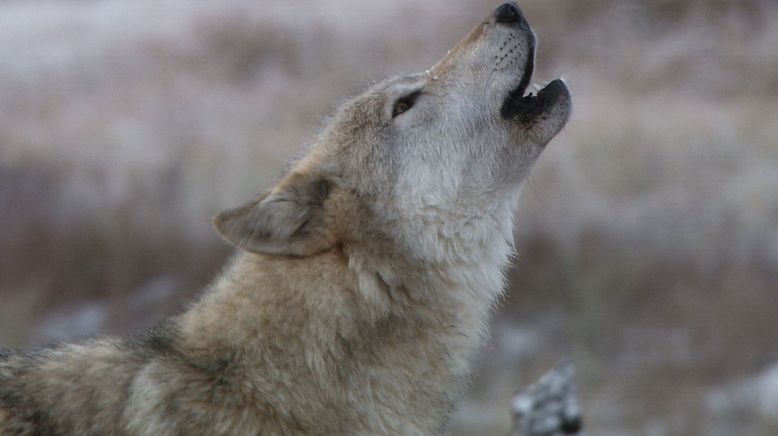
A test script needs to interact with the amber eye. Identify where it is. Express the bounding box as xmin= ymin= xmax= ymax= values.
xmin=392 ymin=91 xmax=421 ymax=118
xmin=393 ymin=101 xmax=411 ymax=117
